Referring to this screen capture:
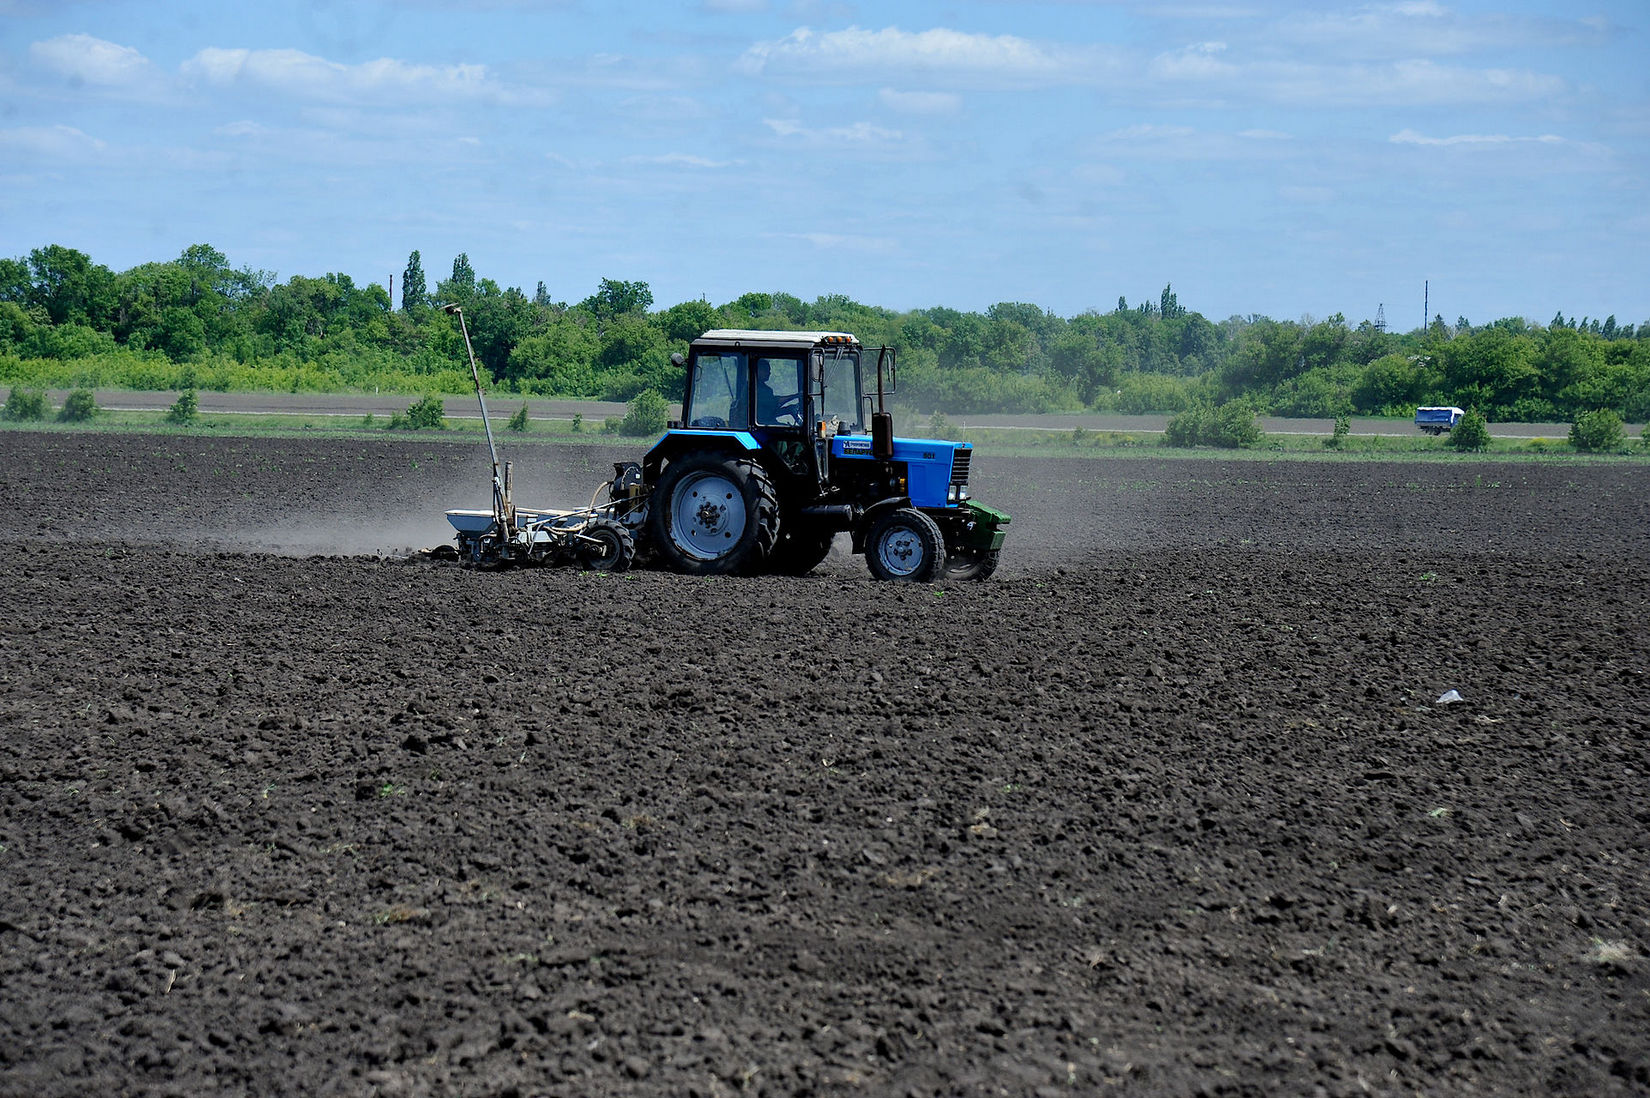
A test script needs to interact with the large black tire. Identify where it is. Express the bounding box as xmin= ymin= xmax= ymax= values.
xmin=648 ymin=453 xmax=779 ymax=575
xmin=767 ymin=528 xmax=834 ymax=576
xmin=943 ymin=548 xmax=1000 ymax=581
xmin=865 ymin=508 xmax=945 ymax=583
xmin=576 ymin=519 xmax=635 ymax=573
